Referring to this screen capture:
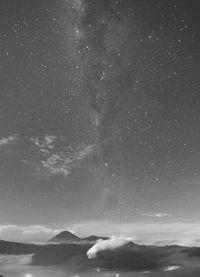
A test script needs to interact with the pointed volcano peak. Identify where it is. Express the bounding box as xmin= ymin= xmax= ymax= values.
xmin=48 ymin=230 xmax=80 ymax=243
